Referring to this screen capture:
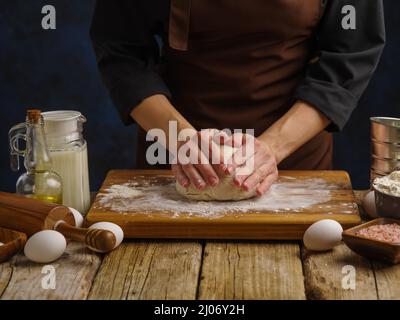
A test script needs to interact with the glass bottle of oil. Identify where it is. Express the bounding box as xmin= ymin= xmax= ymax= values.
xmin=9 ymin=109 xmax=63 ymax=204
